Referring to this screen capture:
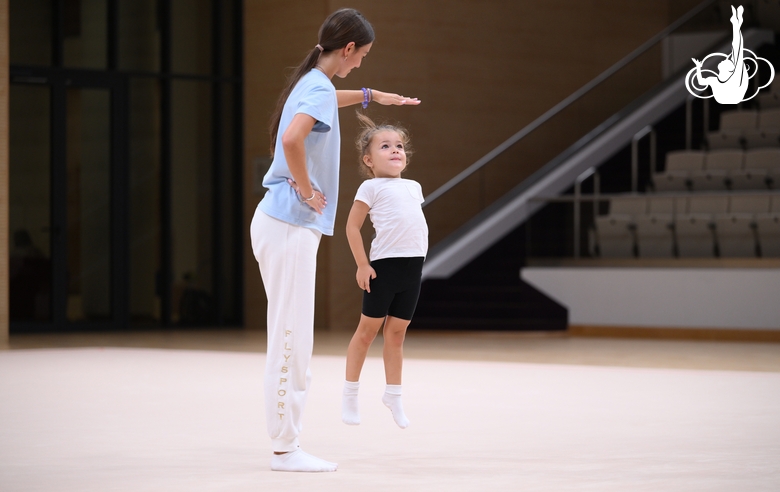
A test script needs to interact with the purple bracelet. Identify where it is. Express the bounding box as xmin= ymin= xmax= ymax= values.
xmin=361 ymin=88 xmax=369 ymax=109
